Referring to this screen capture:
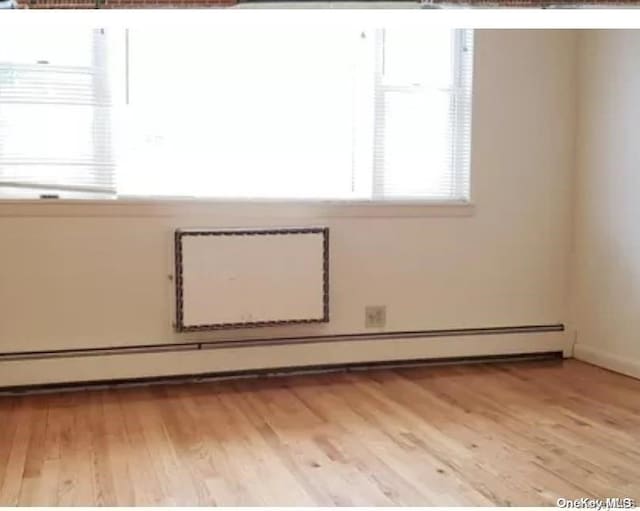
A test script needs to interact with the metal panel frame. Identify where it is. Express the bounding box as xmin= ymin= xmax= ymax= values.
xmin=174 ymin=227 xmax=330 ymax=332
